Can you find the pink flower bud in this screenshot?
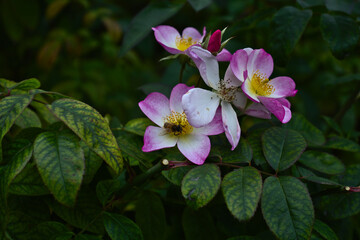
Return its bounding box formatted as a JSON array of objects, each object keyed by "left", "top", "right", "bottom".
[{"left": 207, "top": 30, "right": 221, "bottom": 53}]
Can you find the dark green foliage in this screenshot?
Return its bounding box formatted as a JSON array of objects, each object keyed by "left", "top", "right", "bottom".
[
  {"left": 299, "top": 151, "right": 345, "bottom": 175},
  {"left": 103, "top": 212, "right": 144, "bottom": 240}
]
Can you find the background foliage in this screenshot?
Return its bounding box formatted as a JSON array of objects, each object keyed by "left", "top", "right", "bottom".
[{"left": 0, "top": 0, "right": 360, "bottom": 239}]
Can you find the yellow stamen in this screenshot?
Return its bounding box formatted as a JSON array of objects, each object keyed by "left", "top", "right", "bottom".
[
  {"left": 249, "top": 71, "right": 274, "bottom": 96},
  {"left": 163, "top": 111, "right": 193, "bottom": 136},
  {"left": 175, "top": 36, "right": 197, "bottom": 51}
]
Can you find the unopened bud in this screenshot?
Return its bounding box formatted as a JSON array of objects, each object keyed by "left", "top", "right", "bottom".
[{"left": 207, "top": 30, "right": 221, "bottom": 53}]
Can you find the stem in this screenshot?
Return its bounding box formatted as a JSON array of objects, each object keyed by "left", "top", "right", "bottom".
[
  {"left": 334, "top": 83, "right": 360, "bottom": 123},
  {"left": 179, "top": 62, "right": 186, "bottom": 83},
  {"left": 215, "top": 162, "right": 242, "bottom": 168}
]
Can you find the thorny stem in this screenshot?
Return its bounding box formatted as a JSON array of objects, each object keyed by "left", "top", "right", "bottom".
[{"left": 334, "top": 82, "right": 360, "bottom": 123}]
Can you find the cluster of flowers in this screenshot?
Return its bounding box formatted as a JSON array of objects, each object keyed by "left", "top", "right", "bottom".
[{"left": 139, "top": 25, "right": 297, "bottom": 165}]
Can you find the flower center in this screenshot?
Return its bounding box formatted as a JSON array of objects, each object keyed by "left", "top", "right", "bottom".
[
  {"left": 163, "top": 111, "right": 193, "bottom": 136},
  {"left": 217, "top": 79, "right": 238, "bottom": 102},
  {"left": 249, "top": 71, "right": 274, "bottom": 96},
  {"left": 175, "top": 36, "right": 197, "bottom": 51}
]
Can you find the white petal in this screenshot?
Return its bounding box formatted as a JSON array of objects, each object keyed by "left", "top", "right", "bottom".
[
  {"left": 195, "top": 107, "right": 224, "bottom": 135},
  {"left": 142, "top": 126, "right": 178, "bottom": 152},
  {"left": 232, "top": 91, "right": 247, "bottom": 110},
  {"left": 221, "top": 101, "right": 241, "bottom": 150},
  {"left": 177, "top": 133, "right": 210, "bottom": 165},
  {"left": 224, "top": 64, "right": 242, "bottom": 88}
]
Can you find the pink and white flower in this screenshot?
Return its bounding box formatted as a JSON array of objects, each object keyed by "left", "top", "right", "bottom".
[
  {"left": 231, "top": 48, "right": 297, "bottom": 123},
  {"left": 182, "top": 46, "right": 246, "bottom": 150},
  {"left": 139, "top": 83, "right": 224, "bottom": 165}
]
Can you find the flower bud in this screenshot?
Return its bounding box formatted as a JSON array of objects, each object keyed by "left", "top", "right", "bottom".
[{"left": 207, "top": 29, "right": 221, "bottom": 53}]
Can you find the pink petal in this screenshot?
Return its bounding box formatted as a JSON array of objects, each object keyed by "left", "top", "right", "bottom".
[
  {"left": 152, "top": 26, "right": 182, "bottom": 54},
  {"left": 221, "top": 101, "right": 241, "bottom": 150},
  {"left": 247, "top": 49, "right": 274, "bottom": 80},
  {"left": 277, "top": 98, "right": 291, "bottom": 108},
  {"left": 241, "top": 78, "right": 260, "bottom": 103},
  {"left": 195, "top": 107, "right": 224, "bottom": 136},
  {"left": 182, "top": 27, "right": 202, "bottom": 41},
  {"left": 244, "top": 102, "right": 271, "bottom": 119},
  {"left": 142, "top": 126, "right": 178, "bottom": 152},
  {"left": 268, "top": 76, "right": 296, "bottom": 98},
  {"left": 187, "top": 46, "right": 220, "bottom": 90},
  {"left": 139, "top": 92, "right": 171, "bottom": 127},
  {"left": 207, "top": 29, "right": 221, "bottom": 53},
  {"left": 170, "top": 83, "right": 194, "bottom": 113},
  {"left": 216, "top": 49, "right": 232, "bottom": 62},
  {"left": 230, "top": 49, "right": 248, "bottom": 82},
  {"left": 232, "top": 91, "right": 247, "bottom": 110},
  {"left": 224, "top": 64, "right": 242, "bottom": 88},
  {"left": 182, "top": 88, "right": 220, "bottom": 128},
  {"left": 259, "top": 97, "right": 292, "bottom": 123},
  {"left": 177, "top": 133, "right": 210, "bottom": 165},
  {"left": 243, "top": 47, "right": 253, "bottom": 55}
]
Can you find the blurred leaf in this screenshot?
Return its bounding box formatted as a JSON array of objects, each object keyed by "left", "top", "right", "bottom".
[
  {"left": 124, "top": 118, "right": 153, "bottom": 136},
  {"left": 48, "top": 99, "right": 123, "bottom": 173},
  {"left": 9, "top": 78, "right": 41, "bottom": 91},
  {"left": 46, "top": 0, "right": 70, "bottom": 20},
  {"left": 320, "top": 14, "right": 360, "bottom": 59},
  {"left": 120, "top": 2, "right": 184, "bottom": 55},
  {"left": 182, "top": 207, "right": 218, "bottom": 240},
  {"left": 74, "top": 234, "right": 102, "bottom": 240},
  {"left": 187, "top": 0, "right": 212, "bottom": 11},
  {"left": 181, "top": 164, "right": 221, "bottom": 209},
  {"left": 318, "top": 192, "right": 360, "bottom": 219},
  {"left": 299, "top": 151, "right": 345, "bottom": 175},
  {"left": 135, "top": 191, "right": 166, "bottom": 240},
  {"left": 96, "top": 173, "right": 126, "bottom": 206},
  {"left": 270, "top": 6, "right": 312, "bottom": 65},
  {"left": 222, "top": 167, "right": 262, "bottom": 221},
  {"left": 34, "top": 221, "right": 74, "bottom": 240},
  {"left": 296, "top": 166, "right": 341, "bottom": 186},
  {"left": 1, "top": 0, "right": 23, "bottom": 41},
  {"left": 247, "top": 130, "right": 267, "bottom": 166},
  {"left": 337, "top": 164, "right": 360, "bottom": 186},
  {"left": 81, "top": 142, "right": 103, "bottom": 184},
  {"left": 261, "top": 176, "right": 314, "bottom": 240},
  {"left": 262, "top": 127, "right": 307, "bottom": 172},
  {"left": 15, "top": 108, "right": 41, "bottom": 129},
  {"left": 34, "top": 131, "right": 85, "bottom": 206},
  {"left": 5, "top": 210, "right": 41, "bottom": 240},
  {"left": 297, "top": 0, "right": 325, "bottom": 8},
  {"left": 313, "top": 219, "right": 339, "bottom": 240},
  {"left": 162, "top": 165, "right": 193, "bottom": 186},
  {"left": 103, "top": 212, "right": 143, "bottom": 240},
  {"left": 284, "top": 113, "right": 325, "bottom": 146},
  {"left": 324, "top": 136, "right": 360, "bottom": 152},
  {"left": 325, "top": 0, "right": 356, "bottom": 14},
  {"left": 322, "top": 116, "right": 342, "bottom": 135}
]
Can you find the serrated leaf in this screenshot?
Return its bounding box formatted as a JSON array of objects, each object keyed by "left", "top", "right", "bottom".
[
  {"left": 181, "top": 164, "right": 221, "bottom": 209},
  {"left": 34, "top": 131, "right": 85, "bottom": 206},
  {"left": 320, "top": 14, "right": 360, "bottom": 59},
  {"left": 182, "top": 207, "right": 218, "bottom": 240},
  {"left": 124, "top": 118, "right": 153, "bottom": 136},
  {"left": 270, "top": 6, "right": 312, "bottom": 64},
  {"left": 313, "top": 219, "right": 338, "bottom": 240},
  {"left": 222, "top": 167, "right": 262, "bottom": 221},
  {"left": 15, "top": 108, "right": 41, "bottom": 128},
  {"left": 262, "top": 127, "right": 307, "bottom": 172},
  {"left": 162, "top": 166, "right": 193, "bottom": 186},
  {"left": 299, "top": 151, "right": 345, "bottom": 175},
  {"left": 296, "top": 166, "right": 341, "bottom": 186},
  {"left": 103, "top": 212, "right": 143, "bottom": 240},
  {"left": 187, "top": 0, "right": 212, "bottom": 11},
  {"left": 135, "top": 191, "right": 166, "bottom": 240},
  {"left": 48, "top": 98, "right": 123, "bottom": 173},
  {"left": 261, "top": 176, "right": 314, "bottom": 240},
  {"left": 284, "top": 113, "right": 325, "bottom": 146},
  {"left": 120, "top": 2, "right": 184, "bottom": 55},
  {"left": 324, "top": 136, "right": 360, "bottom": 152},
  {"left": 81, "top": 142, "right": 103, "bottom": 184},
  {"left": 10, "top": 78, "right": 41, "bottom": 91}
]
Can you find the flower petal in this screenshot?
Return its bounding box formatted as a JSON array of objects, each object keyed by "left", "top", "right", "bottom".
[
  {"left": 277, "top": 98, "right": 291, "bottom": 108},
  {"left": 182, "top": 88, "right": 220, "bottom": 128},
  {"left": 241, "top": 78, "right": 260, "bottom": 102},
  {"left": 224, "top": 64, "right": 242, "bottom": 88},
  {"left": 187, "top": 46, "right": 220, "bottom": 90},
  {"left": 182, "top": 27, "right": 202, "bottom": 41},
  {"left": 152, "top": 25, "right": 182, "bottom": 54},
  {"left": 177, "top": 133, "right": 210, "bottom": 165},
  {"left": 244, "top": 102, "right": 271, "bottom": 119},
  {"left": 170, "top": 83, "right": 194, "bottom": 113},
  {"left": 216, "top": 48, "right": 232, "bottom": 62},
  {"left": 221, "top": 101, "right": 241, "bottom": 150},
  {"left": 139, "top": 92, "right": 171, "bottom": 127},
  {"left": 230, "top": 49, "right": 248, "bottom": 82},
  {"left": 268, "top": 76, "right": 296, "bottom": 98},
  {"left": 142, "top": 126, "right": 178, "bottom": 152},
  {"left": 243, "top": 47, "right": 253, "bottom": 55},
  {"left": 232, "top": 90, "right": 247, "bottom": 110},
  {"left": 195, "top": 107, "right": 224, "bottom": 136},
  {"left": 247, "top": 49, "right": 274, "bottom": 80},
  {"left": 259, "top": 97, "right": 292, "bottom": 123}
]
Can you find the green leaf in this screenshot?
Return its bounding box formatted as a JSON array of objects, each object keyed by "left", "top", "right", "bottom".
[
  {"left": 270, "top": 6, "right": 312, "bottom": 64},
  {"left": 135, "top": 191, "right": 166, "bottom": 240},
  {"left": 262, "top": 127, "right": 307, "bottom": 172},
  {"left": 218, "top": 139, "right": 252, "bottom": 163},
  {"left": 313, "top": 219, "right": 339, "bottom": 240},
  {"left": 5, "top": 210, "right": 41, "bottom": 240},
  {"left": 297, "top": 0, "right": 324, "bottom": 8},
  {"left": 182, "top": 207, "right": 218, "bottom": 240},
  {"left": 81, "top": 142, "right": 103, "bottom": 184},
  {"left": 124, "top": 118, "right": 153, "bottom": 136},
  {"left": 10, "top": 78, "right": 41, "bottom": 91},
  {"left": 187, "top": 0, "right": 212, "bottom": 11},
  {"left": 284, "top": 113, "right": 325, "bottom": 146},
  {"left": 262, "top": 176, "right": 314, "bottom": 240},
  {"left": 337, "top": 164, "right": 360, "bottom": 186},
  {"left": 322, "top": 116, "right": 342, "bottom": 134},
  {"left": 96, "top": 173, "right": 126, "bottom": 206},
  {"left": 299, "top": 151, "right": 345, "bottom": 175},
  {"left": 34, "top": 221, "right": 74, "bottom": 240},
  {"left": 295, "top": 166, "right": 341, "bottom": 186},
  {"left": 325, "top": 0, "right": 355, "bottom": 14},
  {"left": 74, "top": 234, "right": 102, "bottom": 240},
  {"left": 48, "top": 98, "right": 123, "bottom": 173},
  {"left": 181, "top": 164, "right": 221, "bottom": 209},
  {"left": 14, "top": 108, "right": 41, "bottom": 128},
  {"left": 9, "top": 164, "right": 49, "bottom": 196},
  {"left": 320, "top": 14, "right": 360, "bottom": 59},
  {"left": 103, "top": 212, "right": 143, "bottom": 240},
  {"left": 222, "top": 167, "right": 262, "bottom": 221},
  {"left": 120, "top": 2, "right": 184, "bottom": 55},
  {"left": 324, "top": 136, "right": 360, "bottom": 152},
  {"left": 318, "top": 192, "right": 360, "bottom": 219},
  {"left": 34, "top": 131, "right": 85, "bottom": 206},
  {"left": 0, "top": 94, "right": 33, "bottom": 161},
  {"left": 247, "top": 130, "right": 267, "bottom": 166},
  {"left": 162, "top": 166, "right": 193, "bottom": 186}
]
